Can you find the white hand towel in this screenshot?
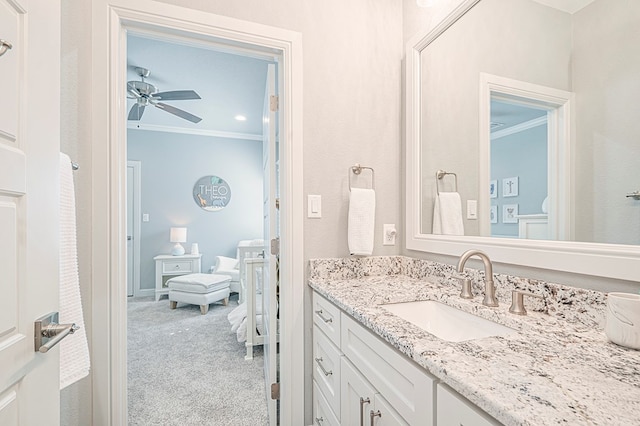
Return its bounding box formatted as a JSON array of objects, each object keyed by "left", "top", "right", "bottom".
[
  {"left": 59, "top": 153, "right": 90, "bottom": 389},
  {"left": 348, "top": 188, "right": 376, "bottom": 255},
  {"left": 432, "top": 192, "right": 464, "bottom": 236}
]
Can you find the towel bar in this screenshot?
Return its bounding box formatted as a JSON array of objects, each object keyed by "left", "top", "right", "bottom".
[
  {"left": 435, "top": 169, "right": 458, "bottom": 194},
  {"left": 349, "top": 163, "right": 375, "bottom": 191}
]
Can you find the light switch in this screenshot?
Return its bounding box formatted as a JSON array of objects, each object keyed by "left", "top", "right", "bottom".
[
  {"left": 467, "top": 200, "right": 478, "bottom": 219},
  {"left": 308, "top": 195, "right": 321, "bottom": 218},
  {"left": 142, "top": 213, "right": 150, "bottom": 222}
]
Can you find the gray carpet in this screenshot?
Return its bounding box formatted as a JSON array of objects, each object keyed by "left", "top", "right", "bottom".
[{"left": 127, "top": 295, "right": 269, "bottom": 425}]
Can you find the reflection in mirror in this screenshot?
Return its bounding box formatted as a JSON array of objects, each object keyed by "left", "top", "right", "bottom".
[
  {"left": 419, "top": 0, "right": 640, "bottom": 245},
  {"left": 490, "top": 99, "right": 547, "bottom": 239}
]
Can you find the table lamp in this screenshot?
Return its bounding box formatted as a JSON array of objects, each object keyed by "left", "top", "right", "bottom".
[{"left": 170, "top": 227, "right": 187, "bottom": 256}]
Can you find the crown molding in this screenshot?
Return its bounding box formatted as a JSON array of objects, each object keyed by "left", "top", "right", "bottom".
[{"left": 127, "top": 122, "right": 262, "bottom": 141}]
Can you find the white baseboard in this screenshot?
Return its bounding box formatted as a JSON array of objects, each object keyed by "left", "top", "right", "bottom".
[{"left": 135, "top": 288, "right": 154, "bottom": 298}]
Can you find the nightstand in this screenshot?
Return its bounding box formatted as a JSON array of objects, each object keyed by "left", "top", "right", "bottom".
[{"left": 153, "top": 254, "right": 202, "bottom": 301}]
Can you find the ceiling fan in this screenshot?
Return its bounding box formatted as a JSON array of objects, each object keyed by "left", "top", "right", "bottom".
[{"left": 127, "top": 67, "right": 202, "bottom": 123}]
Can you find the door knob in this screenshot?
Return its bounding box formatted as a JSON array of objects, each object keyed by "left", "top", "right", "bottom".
[
  {"left": 34, "top": 312, "right": 79, "bottom": 353},
  {"left": 0, "top": 39, "right": 12, "bottom": 57}
]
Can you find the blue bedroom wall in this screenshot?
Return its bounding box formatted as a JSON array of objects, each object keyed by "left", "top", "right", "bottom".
[
  {"left": 490, "top": 124, "right": 548, "bottom": 238},
  {"left": 128, "top": 129, "right": 264, "bottom": 292}
]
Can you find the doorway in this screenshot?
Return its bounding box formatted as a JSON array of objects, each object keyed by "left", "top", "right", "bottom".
[
  {"left": 479, "top": 72, "right": 572, "bottom": 241},
  {"left": 90, "top": 2, "right": 304, "bottom": 424},
  {"left": 125, "top": 31, "right": 279, "bottom": 423}
]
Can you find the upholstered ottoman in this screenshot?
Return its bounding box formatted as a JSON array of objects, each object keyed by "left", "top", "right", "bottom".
[{"left": 167, "top": 273, "right": 231, "bottom": 315}]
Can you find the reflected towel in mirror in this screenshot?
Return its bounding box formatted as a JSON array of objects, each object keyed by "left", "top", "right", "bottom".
[{"left": 433, "top": 192, "right": 464, "bottom": 236}]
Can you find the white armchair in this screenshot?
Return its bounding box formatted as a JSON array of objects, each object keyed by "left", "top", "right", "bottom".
[
  {"left": 213, "top": 240, "right": 264, "bottom": 303},
  {"left": 212, "top": 256, "right": 241, "bottom": 295}
]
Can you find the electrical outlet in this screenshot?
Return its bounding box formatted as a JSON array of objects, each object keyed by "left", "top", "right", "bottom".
[{"left": 383, "top": 224, "right": 397, "bottom": 246}]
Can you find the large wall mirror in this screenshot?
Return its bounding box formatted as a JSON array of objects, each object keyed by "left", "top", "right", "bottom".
[{"left": 406, "top": 0, "right": 640, "bottom": 281}]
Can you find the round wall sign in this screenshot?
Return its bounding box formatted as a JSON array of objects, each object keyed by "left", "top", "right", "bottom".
[{"left": 193, "top": 175, "right": 231, "bottom": 211}]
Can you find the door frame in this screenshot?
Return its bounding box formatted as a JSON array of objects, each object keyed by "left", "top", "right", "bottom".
[
  {"left": 479, "top": 72, "right": 572, "bottom": 240},
  {"left": 91, "top": 1, "right": 304, "bottom": 424},
  {"left": 126, "top": 160, "right": 143, "bottom": 297}
]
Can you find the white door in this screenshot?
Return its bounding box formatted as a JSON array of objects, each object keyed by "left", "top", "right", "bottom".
[
  {"left": 262, "top": 63, "right": 279, "bottom": 426},
  {"left": 127, "top": 166, "right": 134, "bottom": 297},
  {"left": 126, "top": 161, "right": 141, "bottom": 297},
  {"left": 0, "top": 0, "right": 62, "bottom": 424}
]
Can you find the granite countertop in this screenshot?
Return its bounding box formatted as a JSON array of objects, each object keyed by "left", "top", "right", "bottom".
[{"left": 308, "top": 272, "right": 640, "bottom": 426}]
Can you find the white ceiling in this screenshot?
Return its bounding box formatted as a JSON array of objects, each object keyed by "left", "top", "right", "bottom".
[
  {"left": 127, "top": 34, "right": 273, "bottom": 137},
  {"left": 490, "top": 100, "right": 547, "bottom": 132}
]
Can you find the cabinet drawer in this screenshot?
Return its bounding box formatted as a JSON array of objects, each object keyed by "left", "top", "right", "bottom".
[
  {"left": 341, "top": 314, "right": 436, "bottom": 426},
  {"left": 436, "top": 384, "right": 501, "bottom": 426},
  {"left": 312, "top": 292, "right": 341, "bottom": 347},
  {"left": 313, "top": 381, "right": 340, "bottom": 426},
  {"left": 313, "top": 325, "right": 342, "bottom": 418},
  {"left": 162, "top": 261, "right": 193, "bottom": 274}
]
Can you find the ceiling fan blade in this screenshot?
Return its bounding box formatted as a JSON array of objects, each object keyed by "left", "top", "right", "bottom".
[
  {"left": 155, "top": 102, "right": 202, "bottom": 123},
  {"left": 152, "top": 90, "right": 201, "bottom": 101},
  {"left": 128, "top": 104, "right": 146, "bottom": 121}
]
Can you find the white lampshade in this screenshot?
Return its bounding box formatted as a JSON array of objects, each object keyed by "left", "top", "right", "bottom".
[{"left": 170, "top": 227, "right": 187, "bottom": 256}]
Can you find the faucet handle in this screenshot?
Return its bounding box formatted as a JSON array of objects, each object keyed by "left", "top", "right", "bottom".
[
  {"left": 459, "top": 277, "right": 473, "bottom": 299},
  {"left": 452, "top": 275, "right": 473, "bottom": 299},
  {"left": 509, "top": 290, "right": 543, "bottom": 316}
]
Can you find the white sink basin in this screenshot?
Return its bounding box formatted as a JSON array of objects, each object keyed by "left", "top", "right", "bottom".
[{"left": 381, "top": 300, "right": 515, "bottom": 342}]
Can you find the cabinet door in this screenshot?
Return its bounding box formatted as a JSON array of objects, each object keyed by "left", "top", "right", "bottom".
[
  {"left": 341, "top": 357, "right": 376, "bottom": 426},
  {"left": 341, "top": 314, "right": 436, "bottom": 425},
  {"left": 371, "top": 394, "right": 410, "bottom": 426},
  {"left": 437, "top": 384, "right": 501, "bottom": 426}
]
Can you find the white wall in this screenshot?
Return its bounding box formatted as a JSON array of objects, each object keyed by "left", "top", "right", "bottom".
[
  {"left": 61, "top": 0, "right": 403, "bottom": 424},
  {"left": 128, "top": 130, "right": 264, "bottom": 291},
  {"left": 60, "top": 1, "right": 93, "bottom": 424},
  {"left": 572, "top": 0, "right": 640, "bottom": 245},
  {"left": 491, "top": 124, "right": 548, "bottom": 237}
]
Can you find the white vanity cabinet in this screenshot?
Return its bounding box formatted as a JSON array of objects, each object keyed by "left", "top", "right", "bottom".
[
  {"left": 312, "top": 291, "right": 436, "bottom": 426},
  {"left": 312, "top": 290, "right": 503, "bottom": 426},
  {"left": 436, "top": 384, "right": 501, "bottom": 426}
]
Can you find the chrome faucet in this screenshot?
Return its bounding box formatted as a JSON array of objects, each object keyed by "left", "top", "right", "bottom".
[{"left": 456, "top": 249, "right": 499, "bottom": 307}]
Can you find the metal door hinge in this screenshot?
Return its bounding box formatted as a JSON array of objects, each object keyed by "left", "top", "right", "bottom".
[
  {"left": 270, "top": 95, "right": 279, "bottom": 112},
  {"left": 271, "top": 382, "right": 280, "bottom": 400},
  {"left": 270, "top": 238, "right": 280, "bottom": 256}
]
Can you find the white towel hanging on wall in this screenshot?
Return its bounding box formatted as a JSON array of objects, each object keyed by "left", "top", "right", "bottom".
[
  {"left": 348, "top": 188, "right": 376, "bottom": 255},
  {"left": 59, "top": 152, "right": 91, "bottom": 389}
]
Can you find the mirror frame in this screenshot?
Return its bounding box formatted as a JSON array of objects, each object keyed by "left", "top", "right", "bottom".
[{"left": 405, "top": 0, "right": 640, "bottom": 281}]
